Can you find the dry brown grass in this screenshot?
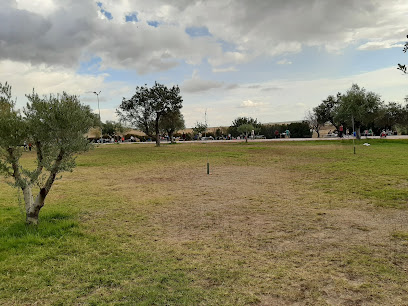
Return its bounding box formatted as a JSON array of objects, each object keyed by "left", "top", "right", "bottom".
[{"left": 1, "top": 141, "right": 407, "bottom": 304}]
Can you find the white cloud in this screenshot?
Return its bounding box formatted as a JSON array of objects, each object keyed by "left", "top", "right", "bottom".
[
  {"left": 0, "top": 59, "right": 132, "bottom": 122},
  {"left": 2, "top": 0, "right": 407, "bottom": 73},
  {"left": 212, "top": 66, "right": 238, "bottom": 73},
  {"left": 357, "top": 40, "right": 404, "bottom": 51},
  {"left": 239, "top": 100, "right": 266, "bottom": 108},
  {"left": 277, "top": 59, "right": 292, "bottom": 65}
]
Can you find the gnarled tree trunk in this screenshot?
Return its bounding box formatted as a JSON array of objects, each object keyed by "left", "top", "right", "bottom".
[{"left": 23, "top": 186, "right": 45, "bottom": 225}]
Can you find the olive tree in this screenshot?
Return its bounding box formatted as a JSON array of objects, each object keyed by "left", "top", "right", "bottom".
[
  {"left": 0, "top": 82, "right": 96, "bottom": 225},
  {"left": 118, "top": 82, "right": 183, "bottom": 146},
  {"left": 334, "top": 84, "right": 382, "bottom": 139},
  {"left": 228, "top": 117, "right": 260, "bottom": 138},
  {"left": 237, "top": 124, "right": 255, "bottom": 142},
  {"left": 160, "top": 110, "right": 185, "bottom": 144},
  {"left": 192, "top": 121, "right": 207, "bottom": 136}
]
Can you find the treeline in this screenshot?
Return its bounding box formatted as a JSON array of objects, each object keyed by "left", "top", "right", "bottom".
[
  {"left": 189, "top": 117, "right": 312, "bottom": 140},
  {"left": 307, "top": 84, "right": 408, "bottom": 139}
]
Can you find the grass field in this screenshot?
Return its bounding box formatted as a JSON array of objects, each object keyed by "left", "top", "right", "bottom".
[{"left": 1, "top": 140, "right": 408, "bottom": 305}]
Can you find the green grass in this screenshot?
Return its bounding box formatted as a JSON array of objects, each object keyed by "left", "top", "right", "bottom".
[{"left": 1, "top": 140, "right": 408, "bottom": 304}]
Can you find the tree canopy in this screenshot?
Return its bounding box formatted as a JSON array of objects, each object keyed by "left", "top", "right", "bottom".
[
  {"left": 334, "top": 84, "right": 382, "bottom": 138},
  {"left": 102, "top": 120, "right": 128, "bottom": 137},
  {"left": 228, "top": 117, "right": 260, "bottom": 137},
  {"left": 192, "top": 122, "right": 207, "bottom": 136},
  {"left": 308, "top": 84, "right": 408, "bottom": 138},
  {"left": 118, "top": 82, "right": 183, "bottom": 146},
  {"left": 0, "top": 82, "right": 97, "bottom": 224},
  {"left": 237, "top": 124, "right": 255, "bottom": 142},
  {"left": 160, "top": 109, "right": 185, "bottom": 143}
]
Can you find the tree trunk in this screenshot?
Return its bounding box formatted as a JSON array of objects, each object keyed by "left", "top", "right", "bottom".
[
  {"left": 155, "top": 117, "right": 161, "bottom": 147},
  {"left": 356, "top": 127, "right": 361, "bottom": 140},
  {"left": 23, "top": 186, "right": 45, "bottom": 225},
  {"left": 169, "top": 131, "right": 174, "bottom": 144},
  {"left": 155, "top": 132, "right": 161, "bottom": 146},
  {"left": 245, "top": 132, "right": 248, "bottom": 143}
]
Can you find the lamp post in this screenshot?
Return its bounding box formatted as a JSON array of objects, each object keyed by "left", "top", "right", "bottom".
[{"left": 93, "top": 91, "right": 102, "bottom": 143}]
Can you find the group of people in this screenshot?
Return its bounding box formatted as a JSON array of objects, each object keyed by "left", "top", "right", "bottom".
[
  {"left": 273, "top": 129, "right": 291, "bottom": 138},
  {"left": 23, "top": 141, "right": 32, "bottom": 151}
]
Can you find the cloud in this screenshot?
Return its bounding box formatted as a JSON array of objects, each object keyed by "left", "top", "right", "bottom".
[
  {"left": 181, "top": 77, "right": 224, "bottom": 93},
  {"left": 239, "top": 100, "right": 266, "bottom": 108},
  {"left": 181, "top": 70, "right": 240, "bottom": 93},
  {"left": 1, "top": 0, "right": 407, "bottom": 73},
  {"left": 276, "top": 59, "right": 292, "bottom": 65},
  {"left": 261, "top": 86, "right": 282, "bottom": 92},
  {"left": 212, "top": 66, "right": 238, "bottom": 73},
  {"left": 0, "top": 59, "right": 133, "bottom": 122},
  {"left": 357, "top": 40, "right": 404, "bottom": 51}
]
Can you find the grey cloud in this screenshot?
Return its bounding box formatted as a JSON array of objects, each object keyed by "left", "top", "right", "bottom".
[
  {"left": 261, "top": 87, "right": 282, "bottom": 92},
  {"left": 225, "top": 83, "right": 239, "bottom": 90},
  {"left": 181, "top": 78, "right": 224, "bottom": 93},
  {"left": 0, "top": 0, "right": 405, "bottom": 72}
]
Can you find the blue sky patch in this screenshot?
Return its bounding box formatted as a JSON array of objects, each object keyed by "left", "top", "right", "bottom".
[
  {"left": 96, "top": 2, "right": 113, "bottom": 20},
  {"left": 147, "top": 20, "right": 159, "bottom": 27},
  {"left": 185, "top": 26, "right": 211, "bottom": 37},
  {"left": 125, "top": 13, "right": 138, "bottom": 22},
  {"left": 77, "top": 56, "right": 102, "bottom": 75}
]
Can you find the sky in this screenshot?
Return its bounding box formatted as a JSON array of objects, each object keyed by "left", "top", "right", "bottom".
[{"left": 1, "top": 0, "right": 408, "bottom": 128}]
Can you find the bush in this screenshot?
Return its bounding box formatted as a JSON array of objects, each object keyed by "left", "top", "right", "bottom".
[{"left": 287, "top": 121, "right": 312, "bottom": 138}]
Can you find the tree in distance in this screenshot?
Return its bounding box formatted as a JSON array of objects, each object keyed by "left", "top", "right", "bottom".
[
  {"left": 305, "top": 110, "right": 321, "bottom": 138},
  {"left": 334, "top": 84, "right": 382, "bottom": 139},
  {"left": 228, "top": 117, "right": 260, "bottom": 138},
  {"left": 192, "top": 121, "right": 208, "bottom": 137},
  {"left": 160, "top": 109, "right": 185, "bottom": 144},
  {"left": 118, "top": 82, "right": 183, "bottom": 146},
  {"left": 0, "top": 82, "right": 97, "bottom": 225},
  {"left": 102, "top": 120, "right": 129, "bottom": 138},
  {"left": 237, "top": 124, "right": 255, "bottom": 142}
]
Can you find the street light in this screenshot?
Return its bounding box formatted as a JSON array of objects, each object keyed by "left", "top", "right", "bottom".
[{"left": 93, "top": 91, "right": 102, "bottom": 143}]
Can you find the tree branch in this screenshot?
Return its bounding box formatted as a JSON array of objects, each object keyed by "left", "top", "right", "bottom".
[
  {"left": 30, "top": 140, "right": 44, "bottom": 184},
  {"left": 7, "top": 147, "right": 26, "bottom": 188},
  {"left": 41, "top": 148, "right": 64, "bottom": 199}
]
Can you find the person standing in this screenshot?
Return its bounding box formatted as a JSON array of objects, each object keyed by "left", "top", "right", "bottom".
[
  {"left": 285, "top": 129, "right": 290, "bottom": 138},
  {"left": 339, "top": 125, "right": 344, "bottom": 138}
]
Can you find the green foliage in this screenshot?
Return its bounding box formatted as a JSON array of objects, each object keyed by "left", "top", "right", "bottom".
[
  {"left": 117, "top": 82, "right": 183, "bottom": 146},
  {"left": 287, "top": 121, "right": 312, "bottom": 138},
  {"left": 310, "top": 84, "right": 408, "bottom": 137},
  {"left": 102, "top": 120, "right": 128, "bottom": 137},
  {"left": 237, "top": 124, "right": 255, "bottom": 135},
  {"left": 24, "top": 91, "right": 96, "bottom": 174},
  {"left": 228, "top": 117, "right": 260, "bottom": 137},
  {"left": 0, "top": 82, "right": 97, "bottom": 222},
  {"left": 314, "top": 93, "right": 341, "bottom": 128},
  {"left": 160, "top": 109, "right": 185, "bottom": 137},
  {"left": 335, "top": 84, "right": 382, "bottom": 133},
  {"left": 192, "top": 121, "right": 207, "bottom": 135}
]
